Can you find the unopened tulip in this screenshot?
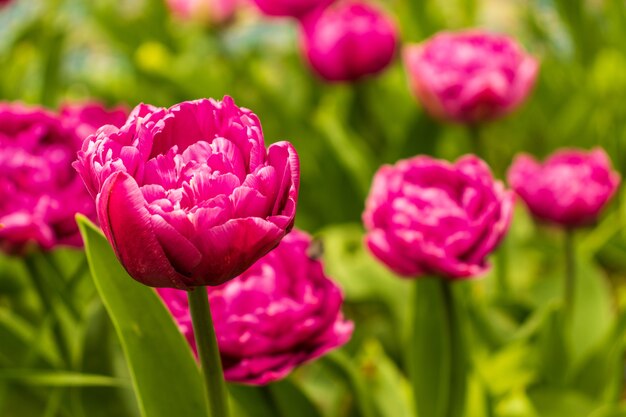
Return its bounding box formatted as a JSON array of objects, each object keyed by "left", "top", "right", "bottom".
[
  {"left": 363, "top": 155, "right": 513, "bottom": 279},
  {"left": 301, "top": 1, "right": 398, "bottom": 82},
  {"left": 158, "top": 229, "right": 353, "bottom": 385},
  {"left": 74, "top": 97, "right": 300, "bottom": 289},
  {"left": 404, "top": 30, "right": 538, "bottom": 124},
  {"left": 508, "top": 148, "right": 620, "bottom": 227}
]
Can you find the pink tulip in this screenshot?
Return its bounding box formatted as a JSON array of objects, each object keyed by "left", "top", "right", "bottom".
[
  {"left": 363, "top": 155, "right": 513, "bottom": 279},
  {"left": 508, "top": 148, "right": 620, "bottom": 228},
  {"left": 60, "top": 102, "right": 128, "bottom": 143},
  {"left": 158, "top": 229, "right": 353, "bottom": 385},
  {"left": 251, "top": 0, "right": 334, "bottom": 19},
  {"left": 74, "top": 97, "right": 300, "bottom": 289},
  {"left": 165, "top": 0, "right": 237, "bottom": 24},
  {"left": 300, "top": 1, "right": 398, "bottom": 82},
  {"left": 0, "top": 102, "right": 126, "bottom": 254},
  {"left": 403, "top": 30, "right": 539, "bottom": 124}
]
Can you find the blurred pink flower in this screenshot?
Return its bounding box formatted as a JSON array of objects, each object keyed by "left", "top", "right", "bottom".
[
  {"left": 158, "top": 229, "right": 353, "bottom": 385},
  {"left": 363, "top": 155, "right": 513, "bottom": 279},
  {"left": 165, "top": 0, "right": 237, "bottom": 24},
  {"left": 508, "top": 148, "right": 620, "bottom": 228},
  {"left": 251, "top": 0, "right": 334, "bottom": 19},
  {"left": 300, "top": 1, "right": 398, "bottom": 82},
  {"left": 0, "top": 102, "right": 126, "bottom": 254},
  {"left": 74, "top": 97, "right": 300, "bottom": 290},
  {"left": 403, "top": 30, "right": 539, "bottom": 124},
  {"left": 61, "top": 102, "right": 128, "bottom": 143}
]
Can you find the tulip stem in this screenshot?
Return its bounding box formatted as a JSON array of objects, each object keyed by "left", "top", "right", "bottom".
[
  {"left": 468, "top": 124, "right": 484, "bottom": 157},
  {"left": 410, "top": 278, "right": 466, "bottom": 417},
  {"left": 564, "top": 228, "right": 576, "bottom": 315},
  {"left": 188, "top": 287, "right": 229, "bottom": 417}
]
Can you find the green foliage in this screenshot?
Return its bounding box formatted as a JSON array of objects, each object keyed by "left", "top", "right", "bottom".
[
  {"left": 77, "top": 216, "right": 208, "bottom": 417},
  {"left": 3, "top": 0, "right": 626, "bottom": 416}
]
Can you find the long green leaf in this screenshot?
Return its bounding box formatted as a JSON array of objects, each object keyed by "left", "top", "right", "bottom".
[
  {"left": 0, "top": 370, "right": 125, "bottom": 387},
  {"left": 77, "top": 215, "right": 208, "bottom": 417}
]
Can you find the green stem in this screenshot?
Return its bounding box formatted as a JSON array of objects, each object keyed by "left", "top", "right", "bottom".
[
  {"left": 467, "top": 124, "right": 484, "bottom": 157},
  {"left": 188, "top": 287, "right": 229, "bottom": 417},
  {"left": 410, "top": 278, "right": 466, "bottom": 417},
  {"left": 564, "top": 228, "right": 576, "bottom": 315},
  {"left": 494, "top": 239, "right": 511, "bottom": 295}
]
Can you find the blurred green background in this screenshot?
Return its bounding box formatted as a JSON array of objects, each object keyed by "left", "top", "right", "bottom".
[{"left": 3, "top": 0, "right": 626, "bottom": 416}]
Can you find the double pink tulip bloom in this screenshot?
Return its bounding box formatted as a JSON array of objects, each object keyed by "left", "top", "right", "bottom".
[
  {"left": 0, "top": 102, "right": 126, "bottom": 253},
  {"left": 363, "top": 155, "right": 513, "bottom": 279},
  {"left": 158, "top": 229, "right": 353, "bottom": 385},
  {"left": 301, "top": 1, "right": 398, "bottom": 82},
  {"left": 508, "top": 148, "right": 620, "bottom": 228},
  {"left": 404, "top": 30, "right": 539, "bottom": 124},
  {"left": 74, "top": 97, "right": 300, "bottom": 289}
]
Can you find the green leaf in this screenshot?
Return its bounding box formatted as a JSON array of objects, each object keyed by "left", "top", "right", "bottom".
[
  {"left": 528, "top": 387, "right": 597, "bottom": 417},
  {"left": 0, "top": 370, "right": 125, "bottom": 387},
  {"left": 322, "top": 351, "right": 378, "bottom": 417},
  {"left": 268, "top": 379, "right": 323, "bottom": 417},
  {"left": 228, "top": 384, "right": 276, "bottom": 417},
  {"left": 76, "top": 215, "right": 208, "bottom": 417}
]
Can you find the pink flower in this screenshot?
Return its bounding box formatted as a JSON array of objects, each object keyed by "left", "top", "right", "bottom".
[
  {"left": 507, "top": 148, "right": 620, "bottom": 228},
  {"left": 403, "top": 30, "right": 539, "bottom": 124},
  {"left": 363, "top": 155, "right": 513, "bottom": 279},
  {"left": 0, "top": 102, "right": 126, "bottom": 253},
  {"left": 74, "top": 97, "right": 300, "bottom": 289},
  {"left": 165, "top": 0, "right": 237, "bottom": 24},
  {"left": 251, "top": 0, "right": 334, "bottom": 19},
  {"left": 158, "top": 229, "right": 353, "bottom": 385},
  {"left": 300, "top": 1, "right": 398, "bottom": 82}
]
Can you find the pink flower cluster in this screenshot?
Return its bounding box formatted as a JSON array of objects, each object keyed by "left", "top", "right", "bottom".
[
  {"left": 404, "top": 30, "right": 538, "bottom": 124},
  {"left": 158, "top": 229, "right": 353, "bottom": 385},
  {"left": 0, "top": 102, "right": 126, "bottom": 253},
  {"left": 74, "top": 96, "right": 300, "bottom": 289},
  {"left": 508, "top": 148, "right": 620, "bottom": 228},
  {"left": 363, "top": 155, "right": 513, "bottom": 279}
]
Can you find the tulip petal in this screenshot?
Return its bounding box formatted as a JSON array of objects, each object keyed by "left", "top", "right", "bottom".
[{"left": 97, "top": 171, "right": 190, "bottom": 289}]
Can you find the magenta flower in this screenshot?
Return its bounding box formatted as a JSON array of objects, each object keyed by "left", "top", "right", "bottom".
[
  {"left": 165, "top": 0, "right": 237, "bottom": 24},
  {"left": 403, "top": 30, "right": 539, "bottom": 124},
  {"left": 61, "top": 102, "right": 128, "bottom": 143},
  {"left": 74, "top": 97, "right": 300, "bottom": 289},
  {"left": 0, "top": 102, "right": 126, "bottom": 254},
  {"left": 363, "top": 155, "right": 513, "bottom": 279},
  {"left": 300, "top": 1, "right": 398, "bottom": 82},
  {"left": 251, "top": 0, "right": 334, "bottom": 19},
  {"left": 158, "top": 229, "right": 353, "bottom": 385},
  {"left": 508, "top": 148, "right": 620, "bottom": 228}
]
